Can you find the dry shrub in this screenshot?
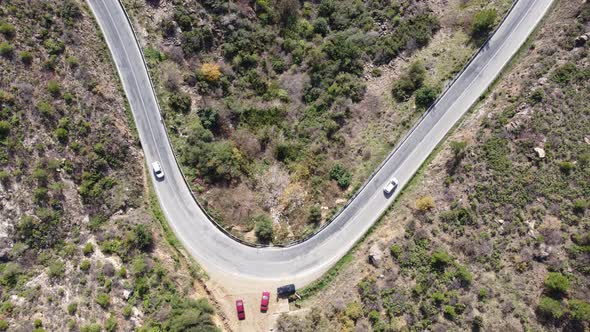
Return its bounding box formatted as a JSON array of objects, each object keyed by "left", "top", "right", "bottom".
[
  {"left": 415, "top": 195, "right": 435, "bottom": 212},
  {"left": 200, "top": 62, "right": 221, "bottom": 82}
]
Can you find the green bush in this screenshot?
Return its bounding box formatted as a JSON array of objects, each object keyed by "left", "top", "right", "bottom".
[
  {"left": 180, "top": 28, "right": 214, "bottom": 55},
  {"left": 169, "top": 92, "right": 191, "bottom": 113},
  {"left": 254, "top": 214, "right": 274, "bottom": 243},
  {"left": 80, "top": 324, "right": 102, "bottom": 332},
  {"left": 392, "top": 61, "right": 426, "bottom": 102},
  {"left": 345, "top": 302, "right": 363, "bottom": 320},
  {"left": 83, "top": 243, "right": 94, "bottom": 256},
  {"left": 33, "top": 319, "right": 42, "bottom": 328},
  {"left": 314, "top": 17, "right": 329, "bottom": 35},
  {"left": 308, "top": 205, "right": 322, "bottom": 224},
  {"left": 456, "top": 265, "right": 473, "bottom": 286},
  {"left": 79, "top": 259, "right": 91, "bottom": 272},
  {"left": 167, "top": 298, "right": 217, "bottom": 331},
  {"left": 0, "top": 41, "right": 14, "bottom": 57},
  {"left": 0, "top": 21, "right": 15, "bottom": 38},
  {"left": 130, "top": 224, "right": 153, "bottom": 251},
  {"left": 431, "top": 250, "right": 453, "bottom": 269},
  {"left": 390, "top": 244, "right": 402, "bottom": 259},
  {"left": 0, "top": 320, "right": 7, "bottom": 331},
  {"left": 559, "top": 161, "right": 575, "bottom": 175},
  {"left": 569, "top": 299, "right": 590, "bottom": 322},
  {"left": 197, "top": 108, "right": 220, "bottom": 131},
  {"left": 544, "top": 272, "right": 570, "bottom": 295},
  {"left": 0, "top": 170, "right": 8, "bottom": 185},
  {"left": 104, "top": 315, "right": 117, "bottom": 332},
  {"left": 48, "top": 261, "right": 65, "bottom": 279},
  {"left": 330, "top": 164, "right": 351, "bottom": 189},
  {"left": 55, "top": 128, "right": 68, "bottom": 143},
  {"left": 538, "top": 296, "right": 567, "bottom": 320},
  {"left": 551, "top": 63, "right": 578, "bottom": 85},
  {"left": 67, "top": 302, "right": 77, "bottom": 315},
  {"left": 443, "top": 305, "right": 456, "bottom": 320},
  {"left": 47, "top": 81, "right": 61, "bottom": 97},
  {"left": 37, "top": 101, "right": 55, "bottom": 118},
  {"left": 471, "top": 9, "right": 497, "bottom": 44},
  {"left": 573, "top": 199, "right": 588, "bottom": 214},
  {"left": 0, "top": 121, "right": 10, "bottom": 139},
  {"left": 123, "top": 305, "right": 133, "bottom": 318},
  {"left": 18, "top": 50, "right": 33, "bottom": 64},
  {"left": 96, "top": 293, "right": 110, "bottom": 309},
  {"left": 43, "top": 38, "right": 65, "bottom": 55},
  {"left": 0, "top": 263, "right": 21, "bottom": 288}
]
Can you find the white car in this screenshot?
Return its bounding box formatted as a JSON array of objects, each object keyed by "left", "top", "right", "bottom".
[
  {"left": 383, "top": 177, "right": 399, "bottom": 195},
  {"left": 152, "top": 161, "right": 164, "bottom": 179}
]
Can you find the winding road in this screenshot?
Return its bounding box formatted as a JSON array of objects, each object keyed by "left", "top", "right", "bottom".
[{"left": 87, "top": 0, "right": 554, "bottom": 288}]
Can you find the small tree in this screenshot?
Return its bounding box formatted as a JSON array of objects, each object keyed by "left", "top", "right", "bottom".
[
  {"left": 415, "top": 86, "right": 438, "bottom": 110},
  {"left": 169, "top": 92, "right": 191, "bottom": 113},
  {"left": 308, "top": 205, "right": 322, "bottom": 224},
  {"left": 275, "top": 0, "right": 299, "bottom": 25},
  {"left": 254, "top": 214, "right": 274, "bottom": 243},
  {"left": 330, "top": 164, "right": 352, "bottom": 189},
  {"left": 471, "top": 9, "right": 497, "bottom": 44}
]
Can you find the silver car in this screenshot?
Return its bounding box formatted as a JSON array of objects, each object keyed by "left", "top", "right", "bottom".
[
  {"left": 152, "top": 161, "right": 164, "bottom": 179},
  {"left": 383, "top": 177, "right": 399, "bottom": 195}
]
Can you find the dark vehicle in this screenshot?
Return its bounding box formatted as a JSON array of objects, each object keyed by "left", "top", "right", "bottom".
[
  {"left": 236, "top": 299, "right": 245, "bottom": 320},
  {"left": 261, "top": 291, "right": 270, "bottom": 312},
  {"left": 277, "top": 284, "right": 296, "bottom": 298}
]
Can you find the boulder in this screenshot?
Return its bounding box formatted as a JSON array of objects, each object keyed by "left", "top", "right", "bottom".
[
  {"left": 368, "top": 243, "right": 383, "bottom": 267},
  {"left": 534, "top": 147, "right": 546, "bottom": 158},
  {"left": 575, "top": 33, "right": 589, "bottom": 47},
  {"left": 533, "top": 243, "right": 552, "bottom": 261}
]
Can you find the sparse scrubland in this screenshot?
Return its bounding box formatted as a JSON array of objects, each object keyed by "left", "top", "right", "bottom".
[
  {"left": 276, "top": 1, "right": 590, "bottom": 331},
  {"left": 0, "top": 1, "right": 219, "bottom": 330}
]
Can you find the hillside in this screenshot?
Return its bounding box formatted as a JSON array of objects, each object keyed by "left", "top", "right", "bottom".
[
  {"left": 277, "top": 1, "right": 590, "bottom": 331},
  {"left": 123, "top": 0, "right": 511, "bottom": 244},
  {"left": 0, "top": 1, "right": 220, "bottom": 330}
]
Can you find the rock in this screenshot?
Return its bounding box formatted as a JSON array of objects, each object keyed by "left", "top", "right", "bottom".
[
  {"left": 538, "top": 77, "right": 548, "bottom": 85},
  {"left": 534, "top": 147, "right": 546, "bottom": 158},
  {"left": 584, "top": 136, "right": 590, "bottom": 145},
  {"left": 0, "top": 237, "right": 13, "bottom": 261},
  {"left": 575, "top": 33, "right": 589, "bottom": 47},
  {"left": 533, "top": 243, "right": 552, "bottom": 261},
  {"left": 368, "top": 244, "right": 383, "bottom": 267},
  {"left": 123, "top": 290, "right": 131, "bottom": 300}
]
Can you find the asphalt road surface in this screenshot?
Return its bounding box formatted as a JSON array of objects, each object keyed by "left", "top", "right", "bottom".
[{"left": 87, "top": 0, "right": 554, "bottom": 287}]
